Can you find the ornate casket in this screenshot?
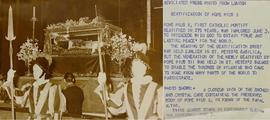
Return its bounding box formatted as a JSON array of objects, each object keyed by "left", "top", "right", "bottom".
[
  {"left": 43, "top": 17, "right": 121, "bottom": 76},
  {"left": 42, "top": 17, "right": 123, "bottom": 116}
]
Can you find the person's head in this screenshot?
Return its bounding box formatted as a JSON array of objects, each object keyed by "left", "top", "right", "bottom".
[
  {"left": 131, "top": 52, "right": 151, "bottom": 77},
  {"left": 32, "top": 57, "right": 50, "bottom": 80},
  {"left": 64, "top": 72, "right": 76, "bottom": 84}
]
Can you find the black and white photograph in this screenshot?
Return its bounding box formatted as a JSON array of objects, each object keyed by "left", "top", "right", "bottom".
[{"left": 0, "top": 0, "right": 163, "bottom": 119}]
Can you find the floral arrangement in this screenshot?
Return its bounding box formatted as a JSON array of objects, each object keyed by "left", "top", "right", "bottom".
[
  {"left": 17, "top": 38, "right": 41, "bottom": 63},
  {"left": 107, "top": 32, "right": 136, "bottom": 64},
  {"left": 46, "top": 17, "right": 90, "bottom": 29},
  {"left": 46, "top": 16, "right": 106, "bottom": 30}
]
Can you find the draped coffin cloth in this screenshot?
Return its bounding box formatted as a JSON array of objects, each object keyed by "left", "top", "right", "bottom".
[
  {"left": 50, "top": 54, "right": 121, "bottom": 77},
  {"left": 17, "top": 76, "right": 122, "bottom": 116},
  {"left": 51, "top": 55, "right": 100, "bottom": 75}
]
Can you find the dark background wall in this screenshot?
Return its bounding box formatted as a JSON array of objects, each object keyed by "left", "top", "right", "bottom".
[{"left": 0, "top": 0, "right": 162, "bottom": 76}]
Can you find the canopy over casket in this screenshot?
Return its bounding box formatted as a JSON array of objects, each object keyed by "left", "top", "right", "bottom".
[{"left": 43, "top": 16, "right": 121, "bottom": 76}]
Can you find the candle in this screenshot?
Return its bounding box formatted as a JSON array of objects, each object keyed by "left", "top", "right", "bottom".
[
  {"left": 33, "top": 6, "right": 36, "bottom": 18},
  {"left": 95, "top": 4, "right": 97, "bottom": 17},
  {"left": 7, "top": 6, "right": 14, "bottom": 40}
]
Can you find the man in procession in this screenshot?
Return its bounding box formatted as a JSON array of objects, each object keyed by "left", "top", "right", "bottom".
[
  {"left": 2, "top": 57, "right": 66, "bottom": 120},
  {"left": 95, "top": 51, "right": 163, "bottom": 120}
]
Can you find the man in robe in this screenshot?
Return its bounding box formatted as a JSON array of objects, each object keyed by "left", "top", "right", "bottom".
[
  {"left": 95, "top": 52, "right": 163, "bottom": 120},
  {"left": 3, "top": 57, "right": 66, "bottom": 120}
]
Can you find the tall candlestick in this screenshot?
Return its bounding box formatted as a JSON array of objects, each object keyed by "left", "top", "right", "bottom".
[
  {"left": 95, "top": 4, "right": 97, "bottom": 17},
  {"left": 5, "top": 5, "right": 16, "bottom": 120},
  {"left": 32, "top": 6, "right": 37, "bottom": 42},
  {"left": 33, "top": 6, "right": 36, "bottom": 18}
]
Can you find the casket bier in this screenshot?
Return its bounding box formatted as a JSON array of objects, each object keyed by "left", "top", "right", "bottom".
[{"left": 43, "top": 17, "right": 121, "bottom": 76}]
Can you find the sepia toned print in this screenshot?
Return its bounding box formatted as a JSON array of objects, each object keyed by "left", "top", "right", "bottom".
[{"left": 0, "top": 0, "right": 163, "bottom": 119}]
